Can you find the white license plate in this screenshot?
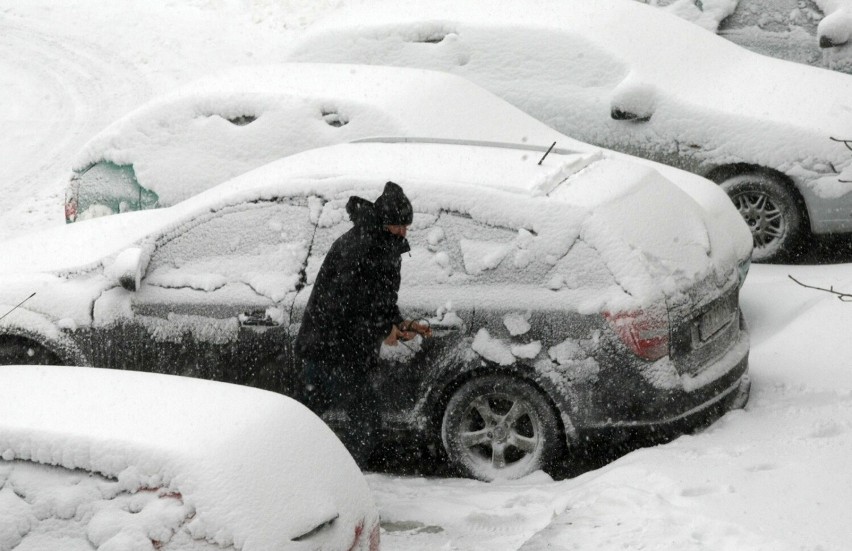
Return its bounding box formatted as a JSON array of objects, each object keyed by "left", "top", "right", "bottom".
[{"left": 699, "top": 300, "right": 733, "bottom": 341}]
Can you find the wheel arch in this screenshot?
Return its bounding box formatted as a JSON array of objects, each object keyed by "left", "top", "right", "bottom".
[
  {"left": 704, "top": 163, "right": 814, "bottom": 231},
  {"left": 0, "top": 326, "right": 88, "bottom": 367}
]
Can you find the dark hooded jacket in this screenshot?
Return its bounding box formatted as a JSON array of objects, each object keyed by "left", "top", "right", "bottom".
[{"left": 295, "top": 183, "right": 412, "bottom": 368}]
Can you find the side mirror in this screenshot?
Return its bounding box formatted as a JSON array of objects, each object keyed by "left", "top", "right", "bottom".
[
  {"left": 610, "top": 108, "right": 651, "bottom": 122},
  {"left": 106, "top": 247, "right": 147, "bottom": 292},
  {"left": 610, "top": 76, "right": 656, "bottom": 122}
]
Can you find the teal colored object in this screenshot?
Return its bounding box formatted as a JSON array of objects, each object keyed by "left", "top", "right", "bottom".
[{"left": 66, "top": 162, "right": 159, "bottom": 222}]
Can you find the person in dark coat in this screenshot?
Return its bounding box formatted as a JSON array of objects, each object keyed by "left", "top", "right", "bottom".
[{"left": 295, "top": 181, "right": 431, "bottom": 467}]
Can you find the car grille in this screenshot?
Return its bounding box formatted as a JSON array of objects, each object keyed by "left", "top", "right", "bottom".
[{"left": 669, "top": 285, "right": 741, "bottom": 376}]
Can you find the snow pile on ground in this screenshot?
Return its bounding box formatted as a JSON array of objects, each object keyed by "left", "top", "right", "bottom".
[
  {"left": 0, "top": 366, "right": 376, "bottom": 550},
  {"left": 696, "top": 0, "right": 852, "bottom": 73},
  {"left": 655, "top": 0, "right": 739, "bottom": 32}
]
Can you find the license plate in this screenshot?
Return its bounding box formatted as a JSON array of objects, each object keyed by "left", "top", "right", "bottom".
[{"left": 698, "top": 300, "right": 733, "bottom": 341}]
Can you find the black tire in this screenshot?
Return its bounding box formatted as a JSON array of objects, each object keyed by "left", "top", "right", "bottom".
[
  {"left": 441, "top": 374, "right": 562, "bottom": 481},
  {"left": 0, "top": 336, "right": 62, "bottom": 365},
  {"left": 720, "top": 173, "right": 805, "bottom": 263}
]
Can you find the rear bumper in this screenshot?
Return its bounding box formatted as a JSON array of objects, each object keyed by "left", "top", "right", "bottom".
[
  {"left": 592, "top": 367, "right": 750, "bottom": 431},
  {"left": 584, "top": 323, "right": 750, "bottom": 432}
]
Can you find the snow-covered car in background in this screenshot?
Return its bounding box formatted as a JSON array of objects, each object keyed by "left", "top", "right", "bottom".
[
  {"left": 0, "top": 365, "right": 379, "bottom": 550},
  {"left": 287, "top": 0, "right": 852, "bottom": 262},
  {"left": 1, "top": 140, "right": 750, "bottom": 481},
  {"left": 63, "top": 63, "right": 752, "bottom": 271},
  {"left": 65, "top": 62, "right": 569, "bottom": 222}
]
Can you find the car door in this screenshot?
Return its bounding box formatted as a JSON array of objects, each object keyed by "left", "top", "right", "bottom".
[
  {"left": 392, "top": 209, "right": 559, "bottom": 426},
  {"left": 105, "top": 198, "right": 316, "bottom": 392}
]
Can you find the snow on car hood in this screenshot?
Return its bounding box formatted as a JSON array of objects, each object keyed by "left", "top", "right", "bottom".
[{"left": 0, "top": 365, "right": 377, "bottom": 550}]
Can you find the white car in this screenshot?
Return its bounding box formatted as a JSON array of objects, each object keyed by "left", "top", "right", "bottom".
[
  {"left": 63, "top": 64, "right": 751, "bottom": 267},
  {"left": 287, "top": 0, "right": 852, "bottom": 262},
  {"left": 0, "top": 365, "right": 380, "bottom": 550},
  {"left": 2, "top": 140, "right": 750, "bottom": 481},
  {"left": 65, "top": 63, "right": 568, "bottom": 222}
]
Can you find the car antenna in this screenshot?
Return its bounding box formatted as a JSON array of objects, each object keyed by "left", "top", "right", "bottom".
[
  {"left": 538, "top": 142, "right": 557, "bottom": 165},
  {"left": 0, "top": 292, "right": 36, "bottom": 322}
]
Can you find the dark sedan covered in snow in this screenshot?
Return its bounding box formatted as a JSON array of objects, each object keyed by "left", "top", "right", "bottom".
[{"left": 0, "top": 140, "right": 750, "bottom": 480}]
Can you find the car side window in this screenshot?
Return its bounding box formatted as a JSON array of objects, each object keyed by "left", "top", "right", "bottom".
[
  {"left": 303, "top": 203, "right": 550, "bottom": 288},
  {"left": 400, "top": 211, "right": 456, "bottom": 287},
  {"left": 146, "top": 199, "right": 315, "bottom": 302},
  {"left": 548, "top": 239, "right": 616, "bottom": 292},
  {"left": 434, "top": 212, "right": 547, "bottom": 286}
]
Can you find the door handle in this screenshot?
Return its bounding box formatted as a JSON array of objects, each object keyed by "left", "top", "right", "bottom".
[{"left": 240, "top": 310, "right": 279, "bottom": 327}]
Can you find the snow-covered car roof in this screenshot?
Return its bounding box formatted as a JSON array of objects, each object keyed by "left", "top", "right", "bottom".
[
  {"left": 4, "top": 141, "right": 745, "bottom": 314},
  {"left": 0, "top": 365, "right": 378, "bottom": 550}
]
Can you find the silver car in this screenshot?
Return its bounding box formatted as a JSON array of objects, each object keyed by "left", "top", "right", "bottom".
[{"left": 288, "top": 0, "right": 852, "bottom": 262}]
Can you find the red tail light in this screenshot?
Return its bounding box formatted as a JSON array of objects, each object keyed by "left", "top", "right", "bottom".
[
  {"left": 348, "top": 518, "right": 381, "bottom": 551},
  {"left": 604, "top": 308, "right": 669, "bottom": 361},
  {"left": 64, "top": 198, "right": 77, "bottom": 223},
  {"left": 369, "top": 519, "right": 381, "bottom": 550}
]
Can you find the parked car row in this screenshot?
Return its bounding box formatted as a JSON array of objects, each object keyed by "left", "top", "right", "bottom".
[
  {"left": 12, "top": 0, "right": 822, "bottom": 546},
  {"left": 63, "top": 62, "right": 750, "bottom": 263},
  {"left": 3, "top": 139, "right": 751, "bottom": 482}
]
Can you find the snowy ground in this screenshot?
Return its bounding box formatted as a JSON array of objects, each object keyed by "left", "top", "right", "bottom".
[{"left": 2, "top": 1, "right": 852, "bottom": 549}]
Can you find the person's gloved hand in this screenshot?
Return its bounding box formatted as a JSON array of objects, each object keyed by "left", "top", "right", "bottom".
[
  {"left": 383, "top": 320, "right": 431, "bottom": 345},
  {"left": 384, "top": 324, "right": 414, "bottom": 346},
  {"left": 401, "top": 320, "right": 432, "bottom": 338}
]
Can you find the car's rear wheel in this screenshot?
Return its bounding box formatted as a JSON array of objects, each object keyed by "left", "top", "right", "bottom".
[
  {"left": 720, "top": 173, "right": 804, "bottom": 263},
  {"left": 441, "top": 374, "right": 562, "bottom": 481},
  {"left": 0, "top": 336, "right": 61, "bottom": 365}
]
